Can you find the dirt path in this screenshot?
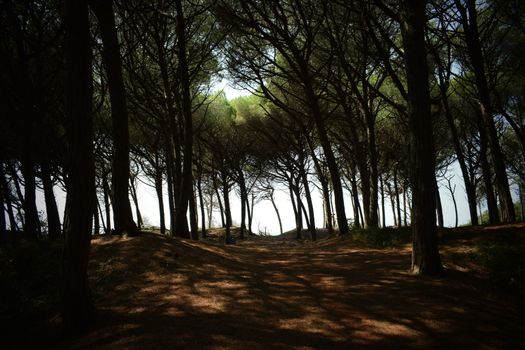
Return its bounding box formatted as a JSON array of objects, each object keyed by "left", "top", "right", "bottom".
[{"left": 60, "top": 233, "right": 524, "bottom": 349}]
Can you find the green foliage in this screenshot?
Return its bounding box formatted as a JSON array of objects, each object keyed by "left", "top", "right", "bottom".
[
  {"left": 350, "top": 226, "right": 412, "bottom": 248},
  {"left": 0, "top": 239, "right": 62, "bottom": 331}
]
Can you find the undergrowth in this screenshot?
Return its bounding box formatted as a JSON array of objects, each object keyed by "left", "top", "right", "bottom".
[
  {"left": 0, "top": 239, "right": 62, "bottom": 334},
  {"left": 350, "top": 226, "right": 412, "bottom": 248}
]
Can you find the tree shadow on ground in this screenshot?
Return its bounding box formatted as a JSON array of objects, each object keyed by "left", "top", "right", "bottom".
[{"left": 48, "top": 232, "right": 525, "bottom": 349}]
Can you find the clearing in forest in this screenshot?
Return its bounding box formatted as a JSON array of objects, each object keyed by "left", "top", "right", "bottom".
[{"left": 50, "top": 230, "right": 525, "bottom": 349}]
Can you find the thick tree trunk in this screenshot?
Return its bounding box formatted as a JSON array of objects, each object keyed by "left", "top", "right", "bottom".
[
  {"left": 42, "top": 164, "right": 61, "bottom": 239},
  {"left": 90, "top": 0, "right": 137, "bottom": 235},
  {"left": 400, "top": 0, "right": 443, "bottom": 275},
  {"left": 455, "top": 0, "right": 515, "bottom": 222},
  {"left": 62, "top": 0, "right": 95, "bottom": 332},
  {"left": 173, "top": 0, "right": 194, "bottom": 239},
  {"left": 21, "top": 159, "right": 39, "bottom": 239}
]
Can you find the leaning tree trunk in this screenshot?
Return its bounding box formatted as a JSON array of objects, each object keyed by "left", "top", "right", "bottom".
[
  {"left": 102, "top": 170, "right": 111, "bottom": 234},
  {"left": 42, "top": 163, "right": 61, "bottom": 240},
  {"left": 455, "top": 0, "right": 515, "bottom": 222},
  {"left": 90, "top": 0, "right": 138, "bottom": 235},
  {"left": 400, "top": 0, "right": 443, "bottom": 275},
  {"left": 62, "top": 0, "right": 95, "bottom": 332}
]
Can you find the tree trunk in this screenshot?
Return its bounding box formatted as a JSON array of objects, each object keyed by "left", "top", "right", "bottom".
[
  {"left": 222, "top": 172, "right": 232, "bottom": 238},
  {"left": 380, "top": 174, "right": 386, "bottom": 228},
  {"left": 394, "top": 169, "right": 402, "bottom": 227},
  {"left": 129, "top": 176, "right": 142, "bottom": 229},
  {"left": 214, "top": 175, "right": 226, "bottom": 227},
  {"left": 1, "top": 164, "right": 18, "bottom": 231},
  {"left": 189, "top": 184, "right": 199, "bottom": 240},
  {"left": 173, "top": 0, "right": 194, "bottom": 238},
  {"left": 94, "top": 195, "right": 100, "bottom": 235},
  {"left": 155, "top": 172, "right": 166, "bottom": 234},
  {"left": 288, "top": 178, "right": 302, "bottom": 239},
  {"left": 479, "top": 127, "right": 500, "bottom": 223},
  {"left": 300, "top": 167, "right": 317, "bottom": 241},
  {"left": 386, "top": 180, "right": 397, "bottom": 227},
  {"left": 269, "top": 188, "right": 283, "bottom": 235},
  {"left": 400, "top": 0, "right": 443, "bottom": 275},
  {"left": 435, "top": 180, "right": 444, "bottom": 228},
  {"left": 165, "top": 148, "right": 176, "bottom": 235},
  {"left": 349, "top": 173, "right": 361, "bottom": 228},
  {"left": 197, "top": 169, "right": 206, "bottom": 237},
  {"left": 102, "top": 170, "right": 111, "bottom": 234},
  {"left": 238, "top": 170, "right": 247, "bottom": 239},
  {"left": 455, "top": 0, "right": 515, "bottom": 222},
  {"left": 41, "top": 164, "right": 61, "bottom": 239},
  {"left": 62, "top": 0, "right": 95, "bottom": 332},
  {"left": 90, "top": 0, "right": 137, "bottom": 235},
  {"left": 21, "top": 159, "right": 39, "bottom": 239}
]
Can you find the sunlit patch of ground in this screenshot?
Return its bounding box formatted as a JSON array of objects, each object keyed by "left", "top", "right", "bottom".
[{"left": 51, "top": 229, "right": 525, "bottom": 349}]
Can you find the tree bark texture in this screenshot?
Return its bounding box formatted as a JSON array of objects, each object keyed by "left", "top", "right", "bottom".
[
  {"left": 62, "top": 0, "right": 95, "bottom": 332},
  {"left": 400, "top": 0, "right": 443, "bottom": 275},
  {"left": 90, "top": 0, "right": 138, "bottom": 235}
]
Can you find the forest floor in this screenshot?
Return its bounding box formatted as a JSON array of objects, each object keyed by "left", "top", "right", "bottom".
[{"left": 16, "top": 225, "right": 525, "bottom": 349}]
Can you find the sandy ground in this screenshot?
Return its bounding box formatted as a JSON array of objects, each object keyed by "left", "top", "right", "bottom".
[{"left": 48, "top": 230, "right": 525, "bottom": 349}]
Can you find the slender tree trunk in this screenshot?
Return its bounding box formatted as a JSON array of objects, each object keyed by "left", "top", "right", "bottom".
[
  {"left": 288, "top": 178, "right": 302, "bottom": 239},
  {"left": 350, "top": 173, "right": 361, "bottom": 228},
  {"left": 154, "top": 172, "right": 166, "bottom": 234},
  {"left": 435, "top": 180, "right": 444, "bottom": 228},
  {"left": 302, "top": 175, "right": 316, "bottom": 240},
  {"left": 189, "top": 185, "right": 199, "bottom": 240},
  {"left": 21, "top": 159, "right": 39, "bottom": 239},
  {"left": 207, "top": 190, "right": 214, "bottom": 229},
  {"left": 269, "top": 188, "right": 283, "bottom": 235},
  {"left": 401, "top": 0, "right": 442, "bottom": 274},
  {"left": 380, "top": 174, "right": 386, "bottom": 228},
  {"left": 0, "top": 165, "right": 18, "bottom": 231},
  {"left": 41, "top": 164, "right": 61, "bottom": 240},
  {"left": 94, "top": 196, "right": 100, "bottom": 235},
  {"left": 129, "top": 177, "right": 142, "bottom": 229},
  {"left": 196, "top": 168, "right": 206, "bottom": 237},
  {"left": 222, "top": 173, "right": 232, "bottom": 239},
  {"left": 97, "top": 200, "right": 106, "bottom": 234},
  {"left": 455, "top": 0, "right": 515, "bottom": 222},
  {"left": 102, "top": 170, "right": 111, "bottom": 234},
  {"left": 214, "top": 175, "right": 225, "bottom": 227},
  {"left": 165, "top": 148, "right": 176, "bottom": 235},
  {"left": 246, "top": 193, "right": 254, "bottom": 234},
  {"left": 238, "top": 170, "right": 247, "bottom": 239},
  {"left": 62, "top": 0, "right": 95, "bottom": 331},
  {"left": 90, "top": 0, "right": 137, "bottom": 234},
  {"left": 394, "top": 169, "right": 402, "bottom": 227},
  {"left": 479, "top": 127, "right": 500, "bottom": 223},
  {"left": 387, "top": 180, "right": 397, "bottom": 227}
]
